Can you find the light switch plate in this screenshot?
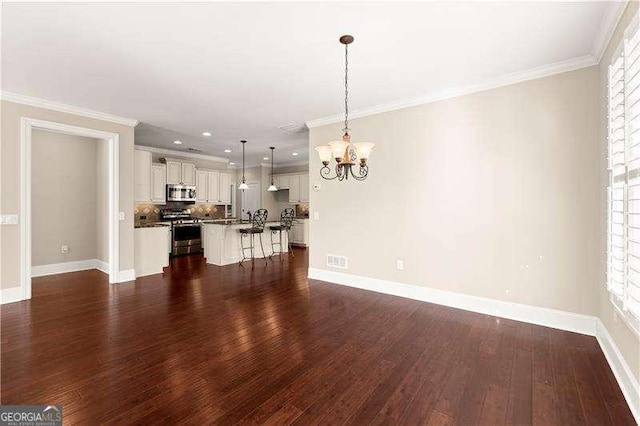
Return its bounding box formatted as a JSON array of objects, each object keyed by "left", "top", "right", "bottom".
[
  {"left": 313, "top": 211, "right": 320, "bottom": 220},
  {"left": 0, "top": 214, "right": 19, "bottom": 225},
  {"left": 118, "top": 212, "right": 125, "bottom": 221}
]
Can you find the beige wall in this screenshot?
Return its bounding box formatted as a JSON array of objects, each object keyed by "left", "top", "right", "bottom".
[
  {"left": 1, "top": 100, "right": 135, "bottom": 289},
  {"left": 31, "top": 130, "right": 98, "bottom": 265},
  {"left": 310, "top": 66, "right": 600, "bottom": 315},
  {"left": 599, "top": 1, "right": 640, "bottom": 384}
]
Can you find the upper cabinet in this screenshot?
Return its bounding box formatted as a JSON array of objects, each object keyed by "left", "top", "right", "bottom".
[
  {"left": 134, "top": 150, "right": 152, "bottom": 202},
  {"left": 182, "top": 162, "right": 197, "bottom": 185},
  {"left": 196, "top": 170, "right": 208, "bottom": 203},
  {"left": 272, "top": 172, "right": 309, "bottom": 203},
  {"left": 299, "top": 174, "right": 309, "bottom": 202},
  {"left": 151, "top": 164, "right": 167, "bottom": 204},
  {"left": 288, "top": 175, "right": 300, "bottom": 203},
  {"left": 195, "top": 169, "right": 232, "bottom": 204},
  {"left": 219, "top": 173, "right": 231, "bottom": 203},
  {"left": 164, "top": 159, "right": 196, "bottom": 185}
]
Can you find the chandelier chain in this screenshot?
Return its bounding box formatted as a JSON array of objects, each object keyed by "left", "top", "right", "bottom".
[{"left": 344, "top": 43, "right": 349, "bottom": 134}]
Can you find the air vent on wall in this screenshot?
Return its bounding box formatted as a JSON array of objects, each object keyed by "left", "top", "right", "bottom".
[
  {"left": 277, "top": 123, "right": 308, "bottom": 134},
  {"left": 327, "top": 254, "right": 348, "bottom": 270},
  {"left": 187, "top": 148, "right": 204, "bottom": 153}
]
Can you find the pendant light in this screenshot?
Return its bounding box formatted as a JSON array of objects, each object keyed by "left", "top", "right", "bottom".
[
  {"left": 238, "top": 140, "right": 248, "bottom": 190},
  {"left": 315, "top": 35, "right": 374, "bottom": 181},
  {"left": 268, "top": 147, "right": 278, "bottom": 191}
]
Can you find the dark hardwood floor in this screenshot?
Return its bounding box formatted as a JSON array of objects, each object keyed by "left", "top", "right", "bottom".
[{"left": 1, "top": 248, "right": 634, "bottom": 425}]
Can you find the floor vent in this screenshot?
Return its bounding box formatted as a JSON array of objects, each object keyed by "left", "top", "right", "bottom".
[{"left": 327, "top": 254, "right": 348, "bottom": 270}]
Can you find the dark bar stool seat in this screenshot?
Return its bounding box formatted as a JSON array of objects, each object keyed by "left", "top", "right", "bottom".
[
  {"left": 239, "top": 209, "right": 268, "bottom": 266},
  {"left": 269, "top": 208, "right": 295, "bottom": 260}
]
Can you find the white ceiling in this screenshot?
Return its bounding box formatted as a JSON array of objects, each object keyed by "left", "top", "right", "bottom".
[{"left": 2, "top": 2, "right": 620, "bottom": 165}]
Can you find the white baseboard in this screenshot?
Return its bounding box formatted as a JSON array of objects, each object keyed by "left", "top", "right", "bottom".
[
  {"left": 596, "top": 320, "right": 640, "bottom": 423},
  {"left": 95, "top": 259, "right": 109, "bottom": 274},
  {"left": 308, "top": 268, "right": 597, "bottom": 335},
  {"left": 0, "top": 287, "right": 25, "bottom": 304},
  {"left": 32, "top": 259, "right": 101, "bottom": 277},
  {"left": 117, "top": 269, "right": 136, "bottom": 283}
]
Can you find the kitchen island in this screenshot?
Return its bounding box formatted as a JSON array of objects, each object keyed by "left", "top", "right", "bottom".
[{"left": 202, "top": 221, "right": 289, "bottom": 266}]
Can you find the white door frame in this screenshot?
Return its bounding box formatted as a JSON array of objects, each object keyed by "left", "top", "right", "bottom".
[{"left": 20, "top": 117, "right": 120, "bottom": 299}]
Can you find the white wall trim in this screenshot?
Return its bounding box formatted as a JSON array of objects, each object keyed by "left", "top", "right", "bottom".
[
  {"left": 95, "top": 259, "right": 110, "bottom": 274},
  {"left": 1, "top": 287, "right": 26, "bottom": 305},
  {"left": 135, "top": 145, "right": 229, "bottom": 164},
  {"left": 596, "top": 319, "right": 640, "bottom": 423},
  {"left": 306, "top": 54, "right": 597, "bottom": 128},
  {"left": 118, "top": 269, "right": 136, "bottom": 283},
  {"left": 2, "top": 92, "right": 138, "bottom": 127},
  {"left": 20, "top": 118, "right": 121, "bottom": 302},
  {"left": 591, "top": 1, "right": 628, "bottom": 63},
  {"left": 31, "top": 259, "right": 104, "bottom": 278},
  {"left": 308, "top": 268, "right": 597, "bottom": 335}
]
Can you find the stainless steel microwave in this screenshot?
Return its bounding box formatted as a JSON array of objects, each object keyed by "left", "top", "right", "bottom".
[{"left": 166, "top": 184, "right": 196, "bottom": 203}]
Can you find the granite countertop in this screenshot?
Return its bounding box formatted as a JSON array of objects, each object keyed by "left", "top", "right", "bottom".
[{"left": 134, "top": 223, "right": 171, "bottom": 229}]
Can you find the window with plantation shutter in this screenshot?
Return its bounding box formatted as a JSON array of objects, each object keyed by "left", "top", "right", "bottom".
[{"left": 607, "top": 15, "right": 640, "bottom": 334}]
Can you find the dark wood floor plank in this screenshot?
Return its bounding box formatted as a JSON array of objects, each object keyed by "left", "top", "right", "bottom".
[{"left": 0, "top": 249, "right": 634, "bottom": 425}]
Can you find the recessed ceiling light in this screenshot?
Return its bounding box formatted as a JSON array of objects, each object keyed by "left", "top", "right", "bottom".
[
  {"left": 229, "top": 162, "right": 235, "bottom": 165},
  {"left": 292, "top": 152, "right": 299, "bottom": 156},
  {"left": 263, "top": 157, "right": 269, "bottom": 160},
  {"left": 202, "top": 131, "right": 212, "bottom": 137},
  {"left": 224, "top": 149, "right": 232, "bottom": 153},
  {"left": 173, "top": 140, "right": 182, "bottom": 145}
]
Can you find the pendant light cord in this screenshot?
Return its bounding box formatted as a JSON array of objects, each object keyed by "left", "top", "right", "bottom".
[
  {"left": 242, "top": 140, "right": 246, "bottom": 182},
  {"left": 344, "top": 42, "right": 349, "bottom": 134}
]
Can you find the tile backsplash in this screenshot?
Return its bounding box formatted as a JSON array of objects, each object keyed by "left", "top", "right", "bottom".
[
  {"left": 296, "top": 203, "right": 309, "bottom": 218},
  {"left": 134, "top": 202, "right": 225, "bottom": 224}
]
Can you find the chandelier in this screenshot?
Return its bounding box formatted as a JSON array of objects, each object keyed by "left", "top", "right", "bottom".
[{"left": 315, "top": 35, "right": 374, "bottom": 181}]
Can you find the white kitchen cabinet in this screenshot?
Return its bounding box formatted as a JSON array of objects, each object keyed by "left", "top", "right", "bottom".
[
  {"left": 299, "top": 174, "right": 309, "bottom": 202},
  {"left": 151, "top": 163, "right": 167, "bottom": 204},
  {"left": 219, "top": 173, "right": 231, "bottom": 203},
  {"left": 181, "top": 162, "right": 197, "bottom": 185},
  {"left": 207, "top": 171, "right": 220, "bottom": 203},
  {"left": 288, "top": 175, "right": 300, "bottom": 203},
  {"left": 290, "top": 219, "right": 309, "bottom": 246},
  {"left": 194, "top": 170, "right": 232, "bottom": 204},
  {"left": 285, "top": 173, "right": 309, "bottom": 203},
  {"left": 196, "top": 170, "right": 208, "bottom": 202},
  {"left": 278, "top": 175, "right": 290, "bottom": 190},
  {"left": 166, "top": 160, "right": 182, "bottom": 185},
  {"left": 134, "top": 150, "right": 152, "bottom": 202},
  {"left": 164, "top": 159, "right": 196, "bottom": 185}
]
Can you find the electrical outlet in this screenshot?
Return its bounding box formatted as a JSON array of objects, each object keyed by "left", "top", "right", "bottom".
[
  {"left": 313, "top": 211, "right": 319, "bottom": 220},
  {"left": 118, "top": 212, "right": 125, "bottom": 221},
  {"left": 396, "top": 259, "right": 404, "bottom": 270},
  {"left": 61, "top": 245, "right": 69, "bottom": 254}
]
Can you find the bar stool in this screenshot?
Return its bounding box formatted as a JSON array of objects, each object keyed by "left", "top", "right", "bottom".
[
  {"left": 239, "top": 208, "right": 268, "bottom": 266},
  {"left": 269, "top": 208, "right": 295, "bottom": 260}
]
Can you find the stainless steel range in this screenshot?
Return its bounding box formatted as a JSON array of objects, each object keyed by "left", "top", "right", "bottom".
[{"left": 161, "top": 209, "right": 202, "bottom": 256}]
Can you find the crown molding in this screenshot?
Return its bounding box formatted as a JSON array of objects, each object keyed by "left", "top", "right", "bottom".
[
  {"left": 135, "top": 145, "right": 229, "bottom": 163},
  {"left": 306, "top": 54, "right": 597, "bottom": 128},
  {"left": 274, "top": 159, "right": 309, "bottom": 168},
  {"left": 0, "top": 91, "right": 139, "bottom": 127},
  {"left": 592, "top": 1, "right": 628, "bottom": 63}
]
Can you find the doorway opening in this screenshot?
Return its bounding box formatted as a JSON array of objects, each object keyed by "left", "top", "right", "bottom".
[{"left": 20, "top": 118, "right": 120, "bottom": 301}]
